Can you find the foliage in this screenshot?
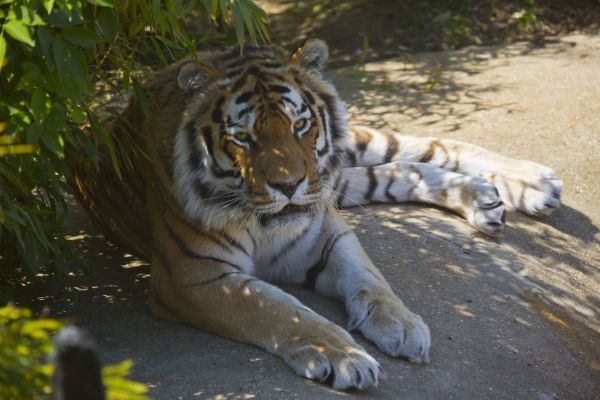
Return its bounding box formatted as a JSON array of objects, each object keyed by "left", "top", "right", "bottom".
[
  {"left": 0, "top": 305, "right": 151, "bottom": 400},
  {"left": 0, "top": 0, "right": 268, "bottom": 305},
  {"left": 0, "top": 305, "right": 58, "bottom": 398}
]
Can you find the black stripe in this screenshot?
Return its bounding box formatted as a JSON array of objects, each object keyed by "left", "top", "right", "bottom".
[
  {"left": 317, "top": 91, "right": 342, "bottom": 140},
  {"left": 236, "top": 91, "right": 254, "bottom": 104},
  {"left": 303, "top": 90, "right": 315, "bottom": 104},
  {"left": 384, "top": 133, "right": 399, "bottom": 164},
  {"left": 268, "top": 224, "right": 311, "bottom": 265},
  {"left": 260, "top": 62, "right": 283, "bottom": 69},
  {"left": 345, "top": 149, "right": 357, "bottom": 167},
  {"left": 164, "top": 218, "right": 242, "bottom": 270},
  {"left": 269, "top": 85, "right": 291, "bottom": 93},
  {"left": 281, "top": 96, "right": 297, "bottom": 108},
  {"left": 336, "top": 179, "right": 349, "bottom": 206},
  {"left": 186, "top": 271, "right": 241, "bottom": 287},
  {"left": 324, "top": 152, "right": 342, "bottom": 176},
  {"left": 193, "top": 177, "right": 214, "bottom": 199},
  {"left": 384, "top": 175, "right": 397, "bottom": 202},
  {"left": 187, "top": 120, "right": 204, "bottom": 171},
  {"left": 221, "top": 142, "right": 238, "bottom": 165},
  {"left": 304, "top": 231, "right": 352, "bottom": 289},
  {"left": 246, "top": 227, "right": 258, "bottom": 250},
  {"left": 219, "top": 229, "right": 250, "bottom": 257},
  {"left": 237, "top": 106, "right": 253, "bottom": 119},
  {"left": 365, "top": 167, "right": 377, "bottom": 201},
  {"left": 317, "top": 106, "right": 330, "bottom": 157},
  {"left": 231, "top": 74, "right": 249, "bottom": 92},
  {"left": 211, "top": 97, "right": 226, "bottom": 123}
]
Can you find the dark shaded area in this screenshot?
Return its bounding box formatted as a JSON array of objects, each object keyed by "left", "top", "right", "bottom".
[
  {"left": 28, "top": 195, "right": 600, "bottom": 399},
  {"left": 261, "top": 0, "right": 600, "bottom": 67}
]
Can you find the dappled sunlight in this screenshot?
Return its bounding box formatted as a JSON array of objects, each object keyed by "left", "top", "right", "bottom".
[{"left": 342, "top": 198, "right": 600, "bottom": 381}]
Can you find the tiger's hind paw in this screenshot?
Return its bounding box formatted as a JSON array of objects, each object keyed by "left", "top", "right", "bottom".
[
  {"left": 495, "top": 163, "right": 563, "bottom": 217},
  {"left": 518, "top": 177, "right": 563, "bottom": 217},
  {"left": 467, "top": 180, "right": 506, "bottom": 237}
]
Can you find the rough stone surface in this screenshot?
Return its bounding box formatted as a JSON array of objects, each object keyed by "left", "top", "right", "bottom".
[{"left": 33, "top": 34, "right": 600, "bottom": 399}]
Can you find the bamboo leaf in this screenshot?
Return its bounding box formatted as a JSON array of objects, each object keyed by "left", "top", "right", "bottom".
[
  {"left": 30, "top": 87, "right": 51, "bottom": 123},
  {"left": 52, "top": 36, "right": 68, "bottom": 81},
  {"left": 37, "top": 26, "right": 54, "bottom": 70},
  {"left": 230, "top": 2, "right": 246, "bottom": 46},
  {"left": 85, "top": 0, "right": 113, "bottom": 7},
  {"left": 238, "top": 2, "right": 256, "bottom": 43},
  {"left": 0, "top": 35, "right": 7, "bottom": 73}
]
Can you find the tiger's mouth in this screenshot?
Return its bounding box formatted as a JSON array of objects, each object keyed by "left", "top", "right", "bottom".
[{"left": 258, "top": 204, "right": 311, "bottom": 224}]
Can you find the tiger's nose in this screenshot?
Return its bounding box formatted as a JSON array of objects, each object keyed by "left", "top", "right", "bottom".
[{"left": 268, "top": 175, "right": 306, "bottom": 199}]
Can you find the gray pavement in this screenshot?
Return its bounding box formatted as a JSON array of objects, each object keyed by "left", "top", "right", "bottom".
[{"left": 33, "top": 34, "right": 600, "bottom": 399}]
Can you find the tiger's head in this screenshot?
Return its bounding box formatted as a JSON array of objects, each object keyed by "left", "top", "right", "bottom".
[{"left": 173, "top": 39, "right": 348, "bottom": 231}]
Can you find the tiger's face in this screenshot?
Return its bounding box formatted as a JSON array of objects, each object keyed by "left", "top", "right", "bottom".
[{"left": 173, "top": 39, "right": 347, "bottom": 230}]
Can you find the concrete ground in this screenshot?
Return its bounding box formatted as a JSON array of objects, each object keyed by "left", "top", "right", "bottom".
[{"left": 33, "top": 34, "right": 600, "bottom": 399}]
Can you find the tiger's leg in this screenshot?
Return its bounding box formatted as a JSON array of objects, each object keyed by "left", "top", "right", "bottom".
[
  {"left": 345, "top": 126, "right": 563, "bottom": 217},
  {"left": 148, "top": 208, "right": 381, "bottom": 390},
  {"left": 296, "top": 212, "right": 431, "bottom": 363},
  {"left": 336, "top": 161, "right": 506, "bottom": 236}
]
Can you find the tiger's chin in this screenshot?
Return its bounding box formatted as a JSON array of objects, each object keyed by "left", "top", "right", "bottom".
[{"left": 257, "top": 204, "right": 315, "bottom": 228}]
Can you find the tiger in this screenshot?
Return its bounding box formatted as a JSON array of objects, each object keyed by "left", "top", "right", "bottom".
[{"left": 70, "top": 38, "right": 563, "bottom": 390}]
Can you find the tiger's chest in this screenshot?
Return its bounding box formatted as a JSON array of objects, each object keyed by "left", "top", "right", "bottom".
[{"left": 243, "top": 212, "right": 326, "bottom": 283}]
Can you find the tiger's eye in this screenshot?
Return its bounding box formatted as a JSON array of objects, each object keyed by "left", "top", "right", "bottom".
[
  {"left": 235, "top": 131, "right": 248, "bottom": 141},
  {"left": 294, "top": 119, "right": 307, "bottom": 130}
]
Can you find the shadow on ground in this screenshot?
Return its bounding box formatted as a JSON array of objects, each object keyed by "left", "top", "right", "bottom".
[{"left": 31, "top": 35, "right": 600, "bottom": 399}]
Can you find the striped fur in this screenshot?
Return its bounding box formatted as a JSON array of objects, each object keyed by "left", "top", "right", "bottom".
[{"left": 70, "top": 39, "right": 562, "bottom": 391}]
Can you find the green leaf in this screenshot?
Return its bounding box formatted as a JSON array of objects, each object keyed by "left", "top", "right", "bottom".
[
  {"left": 200, "top": 0, "right": 212, "bottom": 15},
  {"left": 21, "top": 61, "right": 40, "bottom": 74},
  {"left": 44, "top": 8, "right": 84, "bottom": 28},
  {"left": 41, "top": 129, "right": 65, "bottom": 157},
  {"left": 52, "top": 37, "right": 68, "bottom": 81},
  {"left": 31, "top": 87, "right": 52, "bottom": 123},
  {"left": 0, "top": 35, "right": 7, "bottom": 72},
  {"left": 37, "top": 26, "right": 54, "bottom": 70},
  {"left": 43, "top": 0, "right": 55, "bottom": 14},
  {"left": 122, "top": 71, "right": 129, "bottom": 94},
  {"left": 20, "top": 318, "right": 62, "bottom": 336},
  {"left": 17, "top": 71, "right": 42, "bottom": 90},
  {"left": 62, "top": 27, "right": 101, "bottom": 46},
  {"left": 4, "top": 20, "right": 35, "bottom": 47},
  {"left": 241, "top": 0, "right": 269, "bottom": 21},
  {"left": 231, "top": 2, "right": 246, "bottom": 47},
  {"left": 85, "top": 0, "right": 114, "bottom": 7},
  {"left": 27, "top": 123, "right": 43, "bottom": 144},
  {"left": 74, "top": 128, "right": 98, "bottom": 162},
  {"left": 152, "top": 0, "right": 160, "bottom": 17},
  {"left": 65, "top": 42, "right": 88, "bottom": 83},
  {"left": 98, "top": 7, "right": 118, "bottom": 43},
  {"left": 237, "top": 2, "right": 256, "bottom": 43},
  {"left": 149, "top": 37, "right": 167, "bottom": 64},
  {"left": 170, "top": 0, "right": 185, "bottom": 18}
]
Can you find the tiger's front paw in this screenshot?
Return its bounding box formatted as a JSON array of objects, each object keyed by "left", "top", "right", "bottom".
[
  {"left": 282, "top": 324, "right": 382, "bottom": 390},
  {"left": 348, "top": 292, "right": 431, "bottom": 363}
]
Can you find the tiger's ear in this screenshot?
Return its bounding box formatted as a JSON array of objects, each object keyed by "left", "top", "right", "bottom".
[
  {"left": 177, "top": 60, "right": 214, "bottom": 99},
  {"left": 292, "top": 38, "right": 329, "bottom": 70}
]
